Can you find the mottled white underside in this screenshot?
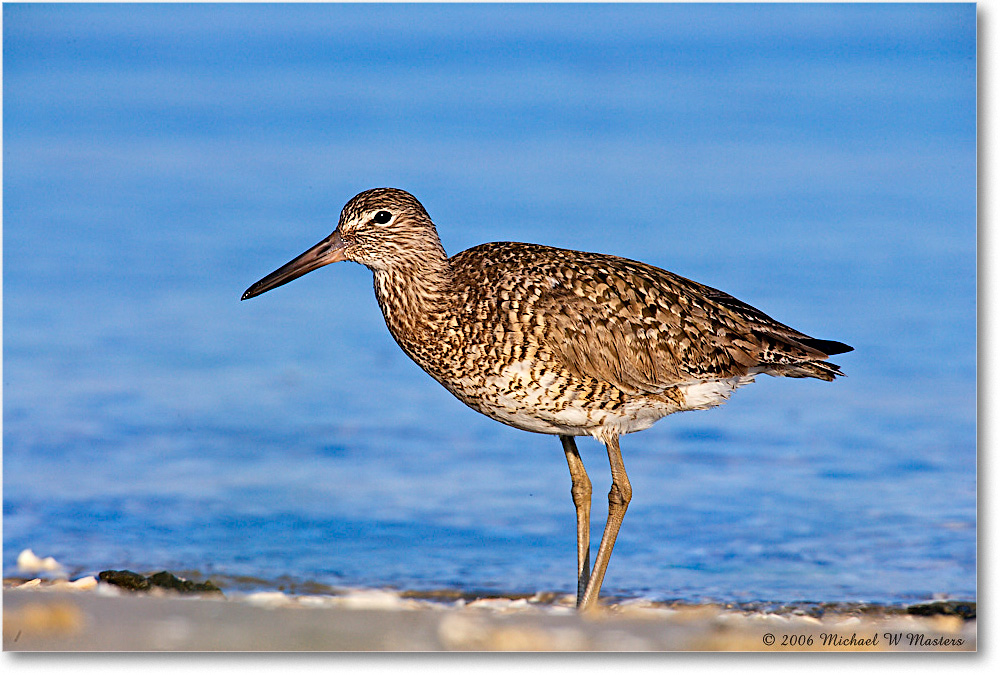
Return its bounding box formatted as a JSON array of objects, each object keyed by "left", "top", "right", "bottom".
[{"left": 470, "top": 358, "right": 758, "bottom": 442}]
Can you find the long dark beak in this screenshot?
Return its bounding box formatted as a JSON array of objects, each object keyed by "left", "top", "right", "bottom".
[{"left": 241, "top": 230, "right": 348, "bottom": 300}]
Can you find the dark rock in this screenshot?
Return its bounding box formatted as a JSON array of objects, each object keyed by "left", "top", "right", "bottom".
[
  {"left": 906, "top": 601, "right": 976, "bottom": 620},
  {"left": 98, "top": 570, "right": 151, "bottom": 591},
  {"left": 148, "top": 571, "right": 222, "bottom": 594},
  {"left": 98, "top": 569, "right": 222, "bottom": 595}
]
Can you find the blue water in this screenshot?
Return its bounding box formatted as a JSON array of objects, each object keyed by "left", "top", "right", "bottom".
[{"left": 3, "top": 4, "right": 975, "bottom": 605}]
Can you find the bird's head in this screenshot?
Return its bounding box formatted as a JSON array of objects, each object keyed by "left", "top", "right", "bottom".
[{"left": 242, "top": 187, "right": 442, "bottom": 300}]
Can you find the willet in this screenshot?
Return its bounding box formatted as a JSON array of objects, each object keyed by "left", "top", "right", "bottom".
[{"left": 242, "top": 187, "right": 852, "bottom": 610}]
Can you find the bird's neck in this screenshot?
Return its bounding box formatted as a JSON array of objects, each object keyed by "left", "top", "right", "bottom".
[{"left": 371, "top": 244, "right": 455, "bottom": 361}]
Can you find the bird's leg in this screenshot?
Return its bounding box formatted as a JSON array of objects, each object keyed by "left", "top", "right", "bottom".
[
  {"left": 560, "top": 435, "right": 592, "bottom": 608},
  {"left": 578, "top": 433, "right": 631, "bottom": 611}
]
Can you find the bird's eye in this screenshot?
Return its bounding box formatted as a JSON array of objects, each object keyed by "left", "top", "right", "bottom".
[{"left": 373, "top": 210, "right": 392, "bottom": 224}]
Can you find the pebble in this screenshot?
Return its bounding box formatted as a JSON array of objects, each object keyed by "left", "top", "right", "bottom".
[
  {"left": 335, "top": 589, "right": 416, "bottom": 610},
  {"left": 51, "top": 576, "right": 98, "bottom": 592},
  {"left": 17, "top": 549, "right": 66, "bottom": 576},
  {"left": 242, "top": 591, "right": 294, "bottom": 608}
]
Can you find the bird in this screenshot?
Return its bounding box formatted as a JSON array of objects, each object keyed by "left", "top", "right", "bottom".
[{"left": 242, "top": 187, "right": 852, "bottom": 611}]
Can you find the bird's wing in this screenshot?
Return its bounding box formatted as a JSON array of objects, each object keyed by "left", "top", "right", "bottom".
[{"left": 528, "top": 252, "right": 840, "bottom": 393}]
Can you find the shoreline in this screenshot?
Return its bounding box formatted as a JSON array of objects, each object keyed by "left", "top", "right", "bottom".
[{"left": 3, "top": 579, "right": 976, "bottom": 652}]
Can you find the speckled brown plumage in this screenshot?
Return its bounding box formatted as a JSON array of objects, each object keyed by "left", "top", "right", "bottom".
[{"left": 242, "top": 187, "right": 852, "bottom": 610}]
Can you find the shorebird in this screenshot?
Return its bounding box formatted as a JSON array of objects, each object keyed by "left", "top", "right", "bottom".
[{"left": 242, "top": 188, "right": 852, "bottom": 610}]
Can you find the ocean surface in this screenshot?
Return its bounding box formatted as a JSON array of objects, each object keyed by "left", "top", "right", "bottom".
[{"left": 3, "top": 4, "right": 975, "bottom": 605}]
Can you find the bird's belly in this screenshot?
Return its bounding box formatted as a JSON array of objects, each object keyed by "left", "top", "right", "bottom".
[
  {"left": 435, "top": 359, "right": 758, "bottom": 439},
  {"left": 472, "top": 396, "right": 677, "bottom": 438},
  {"left": 431, "top": 356, "right": 706, "bottom": 438}
]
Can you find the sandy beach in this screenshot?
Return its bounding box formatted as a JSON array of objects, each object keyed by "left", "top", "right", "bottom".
[{"left": 2, "top": 579, "right": 976, "bottom": 652}]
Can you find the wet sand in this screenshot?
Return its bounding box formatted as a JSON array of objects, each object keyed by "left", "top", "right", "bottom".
[{"left": 2, "top": 580, "right": 976, "bottom": 652}]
